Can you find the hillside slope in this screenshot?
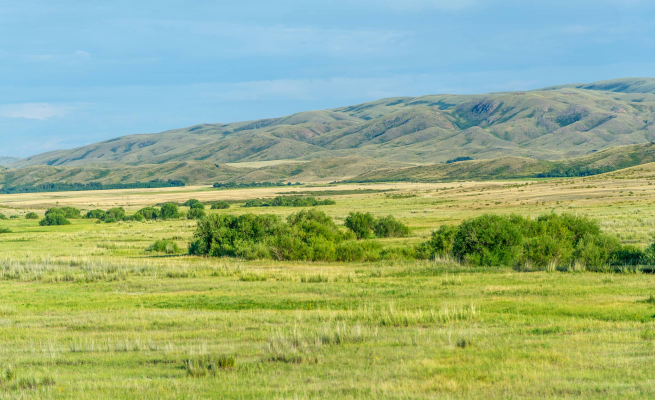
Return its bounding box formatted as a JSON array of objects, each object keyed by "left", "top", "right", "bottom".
[
  {"left": 11, "top": 78, "right": 655, "bottom": 168},
  {"left": 0, "top": 157, "right": 19, "bottom": 166},
  {"left": 346, "top": 143, "right": 655, "bottom": 183}
]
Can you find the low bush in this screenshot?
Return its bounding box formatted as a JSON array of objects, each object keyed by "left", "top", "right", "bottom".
[
  {"left": 211, "top": 201, "right": 230, "bottom": 209},
  {"left": 243, "top": 196, "right": 335, "bottom": 208},
  {"left": 136, "top": 206, "right": 160, "bottom": 220},
  {"left": 25, "top": 212, "right": 39, "bottom": 220},
  {"left": 345, "top": 212, "right": 375, "bottom": 239},
  {"left": 147, "top": 239, "right": 180, "bottom": 254},
  {"left": 417, "top": 213, "right": 649, "bottom": 270},
  {"left": 160, "top": 203, "right": 180, "bottom": 219},
  {"left": 184, "top": 199, "right": 205, "bottom": 209},
  {"left": 45, "top": 207, "right": 81, "bottom": 219},
  {"left": 39, "top": 214, "right": 71, "bottom": 226},
  {"left": 0, "top": 214, "right": 7, "bottom": 220},
  {"left": 0, "top": 228, "right": 11, "bottom": 234},
  {"left": 189, "top": 210, "right": 384, "bottom": 262},
  {"left": 86, "top": 209, "right": 106, "bottom": 219},
  {"left": 187, "top": 208, "right": 206, "bottom": 220},
  {"left": 345, "top": 212, "right": 410, "bottom": 239}
]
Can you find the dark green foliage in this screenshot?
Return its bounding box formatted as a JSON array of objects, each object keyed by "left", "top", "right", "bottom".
[
  {"left": 417, "top": 213, "right": 643, "bottom": 269},
  {"left": 45, "top": 207, "right": 81, "bottom": 219},
  {"left": 271, "top": 196, "right": 335, "bottom": 207},
  {"left": 25, "top": 212, "right": 39, "bottom": 219},
  {"left": 213, "top": 182, "right": 301, "bottom": 189},
  {"left": 86, "top": 209, "right": 107, "bottom": 219},
  {"left": 130, "top": 212, "right": 145, "bottom": 222},
  {"left": 445, "top": 156, "right": 473, "bottom": 164},
  {"left": 373, "top": 215, "right": 410, "bottom": 238},
  {"left": 160, "top": 203, "right": 180, "bottom": 219},
  {"left": 415, "top": 224, "right": 458, "bottom": 259},
  {"left": 188, "top": 210, "right": 385, "bottom": 262},
  {"left": 0, "top": 180, "right": 185, "bottom": 194},
  {"left": 242, "top": 196, "right": 335, "bottom": 208},
  {"left": 105, "top": 207, "right": 126, "bottom": 222},
  {"left": 210, "top": 201, "right": 230, "bottom": 209},
  {"left": 0, "top": 228, "right": 11, "bottom": 234},
  {"left": 137, "top": 206, "right": 160, "bottom": 220},
  {"left": 184, "top": 199, "right": 205, "bottom": 209},
  {"left": 345, "top": 212, "right": 375, "bottom": 239},
  {"left": 147, "top": 239, "right": 180, "bottom": 254},
  {"left": 0, "top": 214, "right": 6, "bottom": 220},
  {"left": 345, "top": 212, "right": 409, "bottom": 239},
  {"left": 452, "top": 214, "right": 525, "bottom": 267},
  {"left": 39, "top": 214, "right": 71, "bottom": 226},
  {"left": 187, "top": 208, "right": 206, "bottom": 220}
]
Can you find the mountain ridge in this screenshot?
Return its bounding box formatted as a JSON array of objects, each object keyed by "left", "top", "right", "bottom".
[{"left": 9, "top": 77, "right": 655, "bottom": 169}]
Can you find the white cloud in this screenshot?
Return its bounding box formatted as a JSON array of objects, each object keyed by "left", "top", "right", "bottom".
[{"left": 0, "top": 103, "right": 71, "bottom": 120}]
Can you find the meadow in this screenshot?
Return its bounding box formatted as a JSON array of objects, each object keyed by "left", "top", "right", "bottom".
[{"left": 1, "top": 172, "right": 655, "bottom": 398}]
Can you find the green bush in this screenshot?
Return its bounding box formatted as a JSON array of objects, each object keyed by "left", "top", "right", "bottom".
[
  {"left": 25, "top": 212, "right": 39, "bottom": 220},
  {"left": 189, "top": 210, "right": 379, "bottom": 262},
  {"left": 130, "top": 212, "right": 146, "bottom": 222},
  {"left": 452, "top": 214, "right": 525, "bottom": 267},
  {"left": 187, "top": 208, "right": 206, "bottom": 220},
  {"left": 345, "top": 212, "right": 375, "bottom": 239},
  {"left": 104, "top": 207, "right": 126, "bottom": 222},
  {"left": 86, "top": 209, "right": 106, "bottom": 219},
  {"left": 0, "top": 214, "right": 7, "bottom": 220},
  {"left": 373, "top": 215, "right": 410, "bottom": 238},
  {"left": 0, "top": 228, "right": 11, "bottom": 234},
  {"left": 137, "top": 206, "right": 160, "bottom": 220},
  {"left": 211, "top": 201, "right": 230, "bottom": 209},
  {"left": 147, "top": 239, "right": 180, "bottom": 254},
  {"left": 39, "top": 214, "right": 71, "bottom": 226},
  {"left": 573, "top": 233, "right": 622, "bottom": 271},
  {"left": 46, "top": 207, "right": 81, "bottom": 219},
  {"left": 415, "top": 224, "right": 458, "bottom": 259},
  {"left": 184, "top": 199, "right": 205, "bottom": 209},
  {"left": 243, "top": 199, "right": 268, "bottom": 207},
  {"left": 160, "top": 203, "right": 180, "bottom": 219}
]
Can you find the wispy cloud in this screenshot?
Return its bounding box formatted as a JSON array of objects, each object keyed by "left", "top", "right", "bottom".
[{"left": 0, "top": 103, "right": 71, "bottom": 120}]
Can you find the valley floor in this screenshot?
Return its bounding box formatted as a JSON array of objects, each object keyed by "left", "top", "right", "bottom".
[{"left": 1, "top": 175, "right": 655, "bottom": 398}]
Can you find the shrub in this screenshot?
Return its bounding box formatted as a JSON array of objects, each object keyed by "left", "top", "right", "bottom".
[
  {"left": 46, "top": 207, "right": 81, "bottom": 219},
  {"left": 147, "top": 239, "right": 180, "bottom": 254},
  {"left": 452, "top": 214, "right": 525, "bottom": 267},
  {"left": 130, "top": 212, "right": 146, "bottom": 222},
  {"left": 86, "top": 209, "right": 106, "bottom": 219},
  {"left": 184, "top": 199, "right": 205, "bottom": 209},
  {"left": 573, "top": 233, "right": 622, "bottom": 271},
  {"left": 25, "top": 212, "right": 39, "bottom": 220},
  {"left": 243, "top": 199, "right": 268, "bottom": 207},
  {"left": 611, "top": 245, "right": 645, "bottom": 266},
  {"left": 211, "top": 201, "right": 230, "bottom": 209},
  {"left": 373, "top": 215, "right": 410, "bottom": 238},
  {"left": 39, "top": 214, "right": 71, "bottom": 226},
  {"left": 345, "top": 212, "right": 375, "bottom": 239},
  {"left": 0, "top": 214, "right": 7, "bottom": 220},
  {"left": 160, "top": 203, "right": 180, "bottom": 219},
  {"left": 104, "top": 207, "right": 126, "bottom": 222},
  {"left": 137, "top": 206, "right": 160, "bottom": 220},
  {"left": 187, "top": 208, "right": 206, "bottom": 220},
  {"left": 0, "top": 228, "right": 11, "bottom": 234},
  {"left": 416, "top": 224, "right": 458, "bottom": 259}
]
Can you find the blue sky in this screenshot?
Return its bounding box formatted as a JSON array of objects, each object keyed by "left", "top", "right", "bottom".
[{"left": 1, "top": 0, "right": 655, "bottom": 158}]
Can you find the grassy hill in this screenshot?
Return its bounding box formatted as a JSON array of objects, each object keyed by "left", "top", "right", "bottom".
[
  {"left": 346, "top": 143, "right": 655, "bottom": 183},
  {"left": 0, "top": 157, "right": 19, "bottom": 166},
  {"left": 11, "top": 78, "right": 655, "bottom": 168},
  {"left": 0, "top": 157, "right": 408, "bottom": 190}
]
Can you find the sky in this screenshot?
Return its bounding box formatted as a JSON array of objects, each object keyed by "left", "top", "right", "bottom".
[{"left": 1, "top": 0, "right": 655, "bottom": 158}]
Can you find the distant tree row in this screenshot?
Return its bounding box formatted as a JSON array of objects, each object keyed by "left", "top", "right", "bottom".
[
  {"left": 0, "top": 180, "right": 186, "bottom": 194},
  {"left": 213, "top": 181, "right": 301, "bottom": 189},
  {"left": 243, "top": 196, "right": 336, "bottom": 208}
]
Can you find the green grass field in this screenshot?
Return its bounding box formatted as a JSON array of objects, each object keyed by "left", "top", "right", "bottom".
[{"left": 1, "top": 177, "right": 655, "bottom": 398}]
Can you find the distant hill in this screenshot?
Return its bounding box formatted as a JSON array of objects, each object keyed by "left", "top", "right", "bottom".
[
  {"left": 0, "top": 157, "right": 19, "bottom": 166},
  {"left": 11, "top": 78, "right": 655, "bottom": 168},
  {"left": 0, "top": 157, "right": 407, "bottom": 189},
  {"left": 346, "top": 143, "right": 655, "bottom": 183}
]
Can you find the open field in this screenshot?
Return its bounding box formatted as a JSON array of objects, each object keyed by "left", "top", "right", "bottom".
[{"left": 1, "top": 171, "right": 655, "bottom": 398}]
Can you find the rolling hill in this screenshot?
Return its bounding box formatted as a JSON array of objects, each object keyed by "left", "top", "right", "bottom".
[
  {"left": 9, "top": 78, "right": 655, "bottom": 169},
  {"left": 0, "top": 157, "right": 19, "bottom": 166},
  {"left": 345, "top": 142, "right": 655, "bottom": 183}
]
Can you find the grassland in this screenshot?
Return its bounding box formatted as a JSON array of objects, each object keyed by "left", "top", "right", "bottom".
[{"left": 1, "top": 169, "right": 655, "bottom": 398}]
